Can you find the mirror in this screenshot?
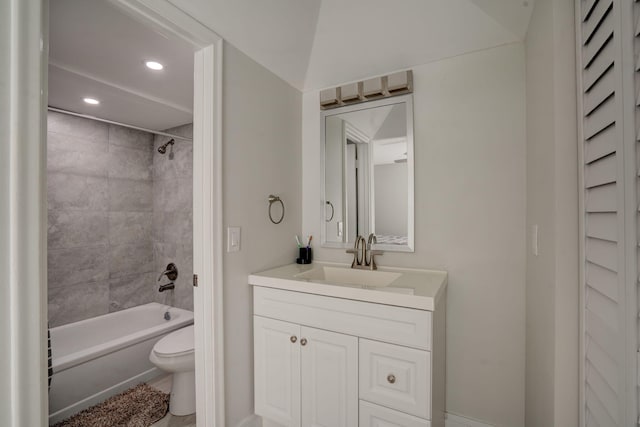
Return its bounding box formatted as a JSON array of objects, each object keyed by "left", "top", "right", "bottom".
[{"left": 321, "top": 94, "right": 414, "bottom": 252}]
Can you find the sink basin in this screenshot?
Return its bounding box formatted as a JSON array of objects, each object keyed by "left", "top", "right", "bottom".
[{"left": 294, "top": 266, "right": 401, "bottom": 288}]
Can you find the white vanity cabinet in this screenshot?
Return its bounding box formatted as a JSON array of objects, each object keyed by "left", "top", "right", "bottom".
[
  {"left": 251, "top": 263, "right": 446, "bottom": 427},
  {"left": 254, "top": 316, "right": 358, "bottom": 427}
]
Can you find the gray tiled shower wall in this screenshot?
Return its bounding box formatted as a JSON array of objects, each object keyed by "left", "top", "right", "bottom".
[{"left": 47, "top": 111, "right": 193, "bottom": 327}]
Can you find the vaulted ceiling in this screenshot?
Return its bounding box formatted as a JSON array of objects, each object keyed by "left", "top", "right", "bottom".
[
  {"left": 48, "top": 0, "right": 533, "bottom": 130},
  {"left": 168, "top": 0, "right": 534, "bottom": 91}
]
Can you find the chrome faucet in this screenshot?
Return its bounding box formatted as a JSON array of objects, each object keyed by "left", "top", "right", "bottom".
[
  {"left": 347, "top": 235, "right": 367, "bottom": 268},
  {"left": 346, "top": 233, "right": 383, "bottom": 270},
  {"left": 158, "top": 263, "right": 178, "bottom": 282},
  {"left": 365, "top": 233, "right": 382, "bottom": 270}
]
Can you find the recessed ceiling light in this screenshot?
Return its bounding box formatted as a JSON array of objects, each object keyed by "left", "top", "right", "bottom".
[
  {"left": 145, "top": 61, "right": 164, "bottom": 71},
  {"left": 83, "top": 97, "right": 100, "bottom": 105}
]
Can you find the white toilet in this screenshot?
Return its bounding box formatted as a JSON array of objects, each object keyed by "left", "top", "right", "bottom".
[{"left": 149, "top": 325, "right": 195, "bottom": 416}]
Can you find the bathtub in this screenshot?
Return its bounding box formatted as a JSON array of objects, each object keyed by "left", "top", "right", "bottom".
[{"left": 48, "top": 302, "right": 193, "bottom": 425}]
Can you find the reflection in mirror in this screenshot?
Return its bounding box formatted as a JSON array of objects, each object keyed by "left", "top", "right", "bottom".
[{"left": 321, "top": 95, "right": 414, "bottom": 252}]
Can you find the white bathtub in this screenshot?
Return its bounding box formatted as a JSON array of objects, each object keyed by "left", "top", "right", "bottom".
[{"left": 48, "top": 302, "right": 193, "bottom": 425}]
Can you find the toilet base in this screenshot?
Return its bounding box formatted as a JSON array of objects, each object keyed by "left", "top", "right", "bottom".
[{"left": 169, "top": 371, "right": 196, "bottom": 416}]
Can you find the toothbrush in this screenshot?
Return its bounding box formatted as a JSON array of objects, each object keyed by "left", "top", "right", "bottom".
[
  {"left": 295, "top": 235, "right": 302, "bottom": 248},
  {"left": 307, "top": 235, "right": 312, "bottom": 248}
]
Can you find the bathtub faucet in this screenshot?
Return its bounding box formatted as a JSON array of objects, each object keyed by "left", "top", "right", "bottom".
[
  {"left": 159, "top": 282, "right": 175, "bottom": 292},
  {"left": 158, "top": 263, "right": 178, "bottom": 281}
]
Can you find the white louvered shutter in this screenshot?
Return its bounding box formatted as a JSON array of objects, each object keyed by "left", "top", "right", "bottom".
[
  {"left": 578, "top": 0, "right": 639, "bottom": 425},
  {"left": 633, "top": 0, "right": 640, "bottom": 423}
]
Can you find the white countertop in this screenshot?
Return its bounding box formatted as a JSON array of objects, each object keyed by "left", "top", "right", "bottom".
[{"left": 249, "top": 262, "right": 447, "bottom": 311}]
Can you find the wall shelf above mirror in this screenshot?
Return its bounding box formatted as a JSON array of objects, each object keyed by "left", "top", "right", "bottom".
[{"left": 321, "top": 94, "right": 414, "bottom": 252}]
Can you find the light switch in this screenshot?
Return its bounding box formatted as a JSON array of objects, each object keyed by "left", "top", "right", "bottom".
[{"left": 227, "top": 226, "right": 241, "bottom": 252}]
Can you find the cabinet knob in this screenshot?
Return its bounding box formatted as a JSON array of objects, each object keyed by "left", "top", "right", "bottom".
[
  {"left": 300, "top": 338, "right": 307, "bottom": 346},
  {"left": 290, "top": 336, "right": 297, "bottom": 343},
  {"left": 387, "top": 374, "right": 396, "bottom": 384}
]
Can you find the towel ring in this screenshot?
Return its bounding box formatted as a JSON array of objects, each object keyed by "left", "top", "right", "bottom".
[
  {"left": 268, "top": 195, "right": 285, "bottom": 224},
  {"left": 325, "top": 201, "right": 335, "bottom": 222}
]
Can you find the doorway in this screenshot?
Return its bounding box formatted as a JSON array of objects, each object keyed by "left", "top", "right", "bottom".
[{"left": 44, "top": 1, "right": 224, "bottom": 426}]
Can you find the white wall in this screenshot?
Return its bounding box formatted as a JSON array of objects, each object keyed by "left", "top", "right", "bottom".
[
  {"left": 524, "top": 0, "right": 579, "bottom": 425},
  {"left": 222, "top": 43, "right": 302, "bottom": 427},
  {"left": 303, "top": 43, "right": 527, "bottom": 426}
]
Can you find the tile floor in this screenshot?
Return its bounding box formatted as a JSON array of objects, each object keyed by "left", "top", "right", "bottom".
[{"left": 149, "top": 375, "right": 196, "bottom": 427}]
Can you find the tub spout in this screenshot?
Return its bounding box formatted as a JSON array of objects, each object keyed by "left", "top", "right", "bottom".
[{"left": 159, "top": 282, "right": 175, "bottom": 292}]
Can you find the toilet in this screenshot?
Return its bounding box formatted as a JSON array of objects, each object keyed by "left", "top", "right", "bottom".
[{"left": 149, "top": 325, "right": 195, "bottom": 416}]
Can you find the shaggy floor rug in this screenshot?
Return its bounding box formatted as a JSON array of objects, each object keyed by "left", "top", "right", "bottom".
[{"left": 52, "top": 383, "right": 169, "bottom": 427}]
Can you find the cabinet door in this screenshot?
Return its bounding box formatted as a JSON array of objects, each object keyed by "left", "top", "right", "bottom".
[
  {"left": 300, "top": 326, "right": 358, "bottom": 427},
  {"left": 254, "top": 316, "right": 301, "bottom": 427}
]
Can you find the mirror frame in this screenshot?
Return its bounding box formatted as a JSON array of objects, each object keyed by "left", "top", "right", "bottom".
[{"left": 320, "top": 94, "right": 415, "bottom": 252}]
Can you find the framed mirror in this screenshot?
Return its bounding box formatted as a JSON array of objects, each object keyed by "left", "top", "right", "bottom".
[{"left": 321, "top": 94, "right": 414, "bottom": 252}]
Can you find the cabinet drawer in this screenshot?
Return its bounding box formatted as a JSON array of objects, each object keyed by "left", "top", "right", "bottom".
[
  {"left": 359, "top": 339, "right": 431, "bottom": 419},
  {"left": 254, "top": 286, "right": 432, "bottom": 350},
  {"left": 360, "top": 401, "right": 431, "bottom": 427}
]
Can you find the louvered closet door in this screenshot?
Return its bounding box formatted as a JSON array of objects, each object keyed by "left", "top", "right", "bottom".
[
  {"left": 633, "top": 0, "right": 640, "bottom": 421},
  {"left": 579, "top": 0, "right": 633, "bottom": 425}
]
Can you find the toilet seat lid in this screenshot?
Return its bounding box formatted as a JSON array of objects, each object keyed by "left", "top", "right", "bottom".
[{"left": 154, "top": 325, "right": 194, "bottom": 356}]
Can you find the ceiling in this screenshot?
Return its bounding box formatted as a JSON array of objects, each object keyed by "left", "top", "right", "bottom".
[
  {"left": 168, "top": 0, "right": 534, "bottom": 91},
  {"left": 48, "top": 0, "right": 533, "bottom": 129},
  {"left": 48, "top": 0, "right": 195, "bottom": 130}
]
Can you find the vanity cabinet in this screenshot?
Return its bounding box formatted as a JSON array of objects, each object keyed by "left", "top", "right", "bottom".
[
  {"left": 254, "top": 316, "right": 358, "bottom": 427},
  {"left": 252, "top": 281, "right": 446, "bottom": 427}
]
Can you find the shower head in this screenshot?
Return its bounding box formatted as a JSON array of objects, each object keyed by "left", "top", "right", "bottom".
[{"left": 157, "top": 139, "right": 175, "bottom": 154}]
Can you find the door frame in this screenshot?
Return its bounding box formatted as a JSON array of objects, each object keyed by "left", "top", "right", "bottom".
[
  {"left": 0, "top": 1, "right": 225, "bottom": 426},
  {"left": 109, "top": 2, "right": 226, "bottom": 426}
]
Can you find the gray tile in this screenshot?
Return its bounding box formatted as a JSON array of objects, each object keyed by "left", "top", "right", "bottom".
[
  {"left": 153, "top": 138, "right": 192, "bottom": 181},
  {"left": 48, "top": 245, "right": 109, "bottom": 289},
  {"left": 163, "top": 211, "right": 192, "bottom": 244},
  {"left": 48, "top": 111, "right": 108, "bottom": 142},
  {"left": 48, "top": 210, "right": 108, "bottom": 249},
  {"left": 109, "top": 145, "right": 153, "bottom": 180},
  {"left": 153, "top": 242, "right": 177, "bottom": 273},
  {"left": 154, "top": 287, "right": 176, "bottom": 306},
  {"left": 48, "top": 281, "right": 109, "bottom": 327},
  {"left": 109, "top": 243, "right": 154, "bottom": 278},
  {"left": 109, "top": 272, "right": 157, "bottom": 312},
  {"left": 152, "top": 211, "right": 165, "bottom": 244},
  {"left": 109, "top": 125, "right": 153, "bottom": 151},
  {"left": 154, "top": 178, "right": 192, "bottom": 213},
  {"left": 109, "top": 178, "right": 153, "bottom": 212},
  {"left": 48, "top": 173, "right": 108, "bottom": 211},
  {"left": 152, "top": 240, "right": 192, "bottom": 311},
  {"left": 173, "top": 287, "right": 193, "bottom": 311},
  {"left": 48, "top": 131, "right": 108, "bottom": 154},
  {"left": 171, "top": 241, "right": 193, "bottom": 310},
  {"left": 109, "top": 212, "right": 153, "bottom": 246},
  {"left": 47, "top": 146, "right": 109, "bottom": 177}
]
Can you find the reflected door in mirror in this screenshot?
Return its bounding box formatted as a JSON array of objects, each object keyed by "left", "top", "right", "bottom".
[{"left": 321, "top": 94, "right": 414, "bottom": 252}]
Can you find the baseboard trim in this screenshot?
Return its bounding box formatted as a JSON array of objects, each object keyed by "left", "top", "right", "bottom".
[
  {"left": 246, "top": 412, "right": 494, "bottom": 427},
  {"left": 446, "top": 412, "right": 495, "bottom": 427},
  {"left": 236, "top": 414, "right": 261, "bottom": 427}
]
